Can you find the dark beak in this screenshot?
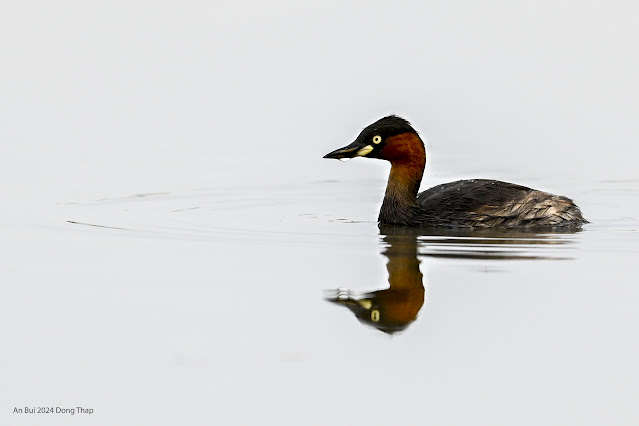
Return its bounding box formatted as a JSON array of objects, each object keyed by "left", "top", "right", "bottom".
[
  {"left": 323, "top": 140, "right": 365, "bottom": 159},
  {"left": 324, "top": 289, "right": 370, "bottom": 313}
]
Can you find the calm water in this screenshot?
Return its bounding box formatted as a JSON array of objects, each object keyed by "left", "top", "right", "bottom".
[
  {"left": 4, "top": 167, "right": 638, "bottom": 425},
  {"left": 3, "top": 1, "right": 639, "bottom": 424}
]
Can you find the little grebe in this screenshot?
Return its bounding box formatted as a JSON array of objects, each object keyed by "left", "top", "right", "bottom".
[{"left": 324, "top": 115, "right": 587, "bottom": 228}]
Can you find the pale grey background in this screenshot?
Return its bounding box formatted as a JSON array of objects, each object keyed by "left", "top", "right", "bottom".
[{"left": 2, "top": 1, "right": 638, "bottom": 425}]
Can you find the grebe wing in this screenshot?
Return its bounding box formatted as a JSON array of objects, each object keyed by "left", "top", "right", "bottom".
[
  {"left": 416, "top": 179, "right": 584, "bottom": 227},
  {"left": 417, "top": 179, "right": 531, "bottom": 208}
]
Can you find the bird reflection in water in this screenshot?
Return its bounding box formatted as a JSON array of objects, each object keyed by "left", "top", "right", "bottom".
[
  {"left": 326, "top": 225, "right": 582, "bottom": 334},
  {"left": 325, "top": 228, "right": 425, "bottom": 334}
]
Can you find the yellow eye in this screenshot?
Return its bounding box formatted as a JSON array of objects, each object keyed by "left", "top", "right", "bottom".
[
  {"left": 372, "top": 135, "right": 382, "bottom": 144},
  {"left": 371, "top": 310, "right": 380, "bottom": 322}
]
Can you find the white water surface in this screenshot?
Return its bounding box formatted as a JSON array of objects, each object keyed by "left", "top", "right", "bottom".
[{"left": 2, "top": 1, "right": 639, "bottom": 425}]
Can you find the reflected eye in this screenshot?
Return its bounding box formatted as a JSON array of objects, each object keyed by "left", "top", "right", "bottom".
[
  {"left": 372, "top": 135, "right": 382, "bottom": 144},
  {"left": 371, "top": 310, "right": 380, "bottom": 322}
]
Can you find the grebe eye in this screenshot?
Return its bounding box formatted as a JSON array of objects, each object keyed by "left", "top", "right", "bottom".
[
  {"left": 371, "top": 310, "right": 380, "bottom": 322},
  {"left": 372, "top": 135, "right": 382, "bottom": 144}
]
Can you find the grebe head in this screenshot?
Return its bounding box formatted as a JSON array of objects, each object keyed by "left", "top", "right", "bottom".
[{"left": 323, "top": 115, "right": 423, "bottom": 163}]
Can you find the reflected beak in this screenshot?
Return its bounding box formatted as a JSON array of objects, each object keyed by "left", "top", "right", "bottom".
[
  {"left": 323, "top": 141, "right": 372, "bottom": 159},
  {"left": 324, "top": 289, "right": 373, "bottom": 312}
]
